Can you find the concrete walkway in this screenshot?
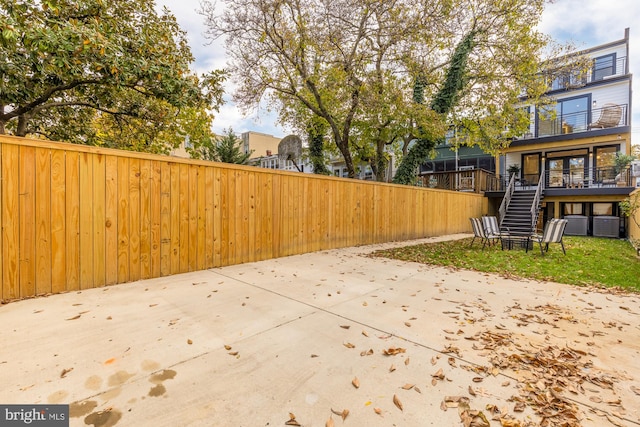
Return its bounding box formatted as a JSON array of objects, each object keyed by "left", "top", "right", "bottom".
[{"left": 1, "top": 234, "right": 639, "bottom": 427}]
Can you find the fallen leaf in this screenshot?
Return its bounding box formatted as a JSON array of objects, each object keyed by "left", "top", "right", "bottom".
[
  {"left": 343, "top": 342, "right": 355, "bottom": 349},
  {"left": 383, "top": 347, "right": 406, "bottom": 356},
  {"left": 331, "top": 409, "right": 349, "bottom": 421},
  {"left": 404, "top": 322, "right": 412, "bottom": 327},
  {"left": 393, "top": 394, "right": 403, "bottom": 411},
  {"left": 285, "top": 413, "right": 301, "bottom": 426},
  {"left": 326, "top": 416, "right": 334, "bottom": 427},
  {"left": 352, "top": 377, "right": 360, "bottom": 389},
  {"left": 362, "top": 330, "right": 369, "bottom": 337},
  {"left": 66, "top": 314, "right": 81, "bottom": 320},
  {"left": 414, "top": 386, "right": 422, "bottom": 394},
  {"left": 360, "top": 349, "right": 374, "bottom": 356},
  {"left": 340, "top": 325, "right": 351, "bottom": 329},
  {"left": 389, "top": 364, "right": 396, "bottom": 373},
  {"left": 374, "top": 407, "right": 383, "bottom": 416},
  {"left": 224, "top": 345, "right": 232, "bottom": 350},
  {"left": 187, "top": 339, "right": 193, "bottom": 345},
  {"left": 228, "top": 351, "right": 238, "bottom": 356},
  {"left": 60, "top": 368, "right": 73, "bottom": 378},
  {"left": 404, "top": 357, "right": 410, "bottom": 366},
  {"left": 631, "top": 385, "right": 640, "bottom": 395},
  {"left": 401, "top": 383, "right": 414, "bottom": 390},
  {"left": 310, "top": 354, "right": 319, "bottom": 358}
]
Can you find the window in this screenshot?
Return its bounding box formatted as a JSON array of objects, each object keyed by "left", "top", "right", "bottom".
[
  {"left": 563, "top": 203, "right": 583, "bottom": 215},
  {"left": 537, "top": 95, "right": 590, "bottom": 136},
  {"left": 592, "top": 54, "right": 616, "bottom": 81},
  {"left": 550, "top": 69, "right": 587, "bottom": 91},
  {"left": 522, "top": 154, "right": 540, "bottom": 184},
  {"left": 592, "top": 203, "right": 613, "bottom": 216}
]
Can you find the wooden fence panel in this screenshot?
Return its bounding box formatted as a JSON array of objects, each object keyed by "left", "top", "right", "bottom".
[
  {"left": 92, "top": 154, "right": 106, "bottom": 288},
  {"left": 51, "top": 150, "right": 66, "bottom": 293},
  {"left": 35, "top": 148, "right": 52, "bottom": 295},
  {"left": 0, "top": 135, "right": 488, "bottom": 301}
]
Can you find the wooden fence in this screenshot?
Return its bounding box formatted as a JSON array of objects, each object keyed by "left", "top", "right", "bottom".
[
  {"left": 0, "top": 135, "right": 487, "bottom": 301},
  {"left": 629, "top": 189, "right": 640, "bottom": 249}
]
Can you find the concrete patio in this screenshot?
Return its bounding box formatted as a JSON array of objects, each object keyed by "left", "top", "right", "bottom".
[{"left": 1, "top": 234, "right": 639, "bottom": 426}]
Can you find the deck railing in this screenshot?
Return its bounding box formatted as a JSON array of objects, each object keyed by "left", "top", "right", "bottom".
[
  {"left": 417, "top": 169, "right": 496, "bottom": 193},
  {"left": 421, "top": 166, "right": 634, "bottom": 194}
]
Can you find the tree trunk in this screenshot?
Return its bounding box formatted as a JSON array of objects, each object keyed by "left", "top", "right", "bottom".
[{"left": 16, "top": 114, "right": 29, "bottom": 137}]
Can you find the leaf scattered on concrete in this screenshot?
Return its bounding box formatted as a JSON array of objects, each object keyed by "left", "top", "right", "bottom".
[
  {"left": 393, "top": 394, "right": 403, "bottom": 411},
  {"left": 285, "top": 412, "right": 300, "bottom": 426},
  {"left": 382, "top": 347, "right": 406, "bottom": 356}
]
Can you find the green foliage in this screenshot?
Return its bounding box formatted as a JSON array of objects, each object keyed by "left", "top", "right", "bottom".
[
  {"left": 206, "top": 0, "right": 549, "bottom": 180},
  {"left": 197, "top": 128, "right": 252, "bottom": 165},
  {"left": 306, "top": 117, "right": 331, "bottom": 175},
  {"left": 373, "top": 237, "right": 640, "bottom": 291},
  {"left": 0, "top": 0, "right": 225, "bottom": 152},
  {"left": 393, "top": 31, "right": 476, "bottom": 185},
  {"left": 614, "top": 153, "right": 636, "bottom": 173},
  {"left": 430, "top": 31, "right": 476, "bottom": 115}
]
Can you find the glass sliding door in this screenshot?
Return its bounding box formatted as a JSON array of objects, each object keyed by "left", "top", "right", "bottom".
[
  {"left": 568, "top": 157, "right": 585, "bottom": 187},
  {"left": 548, "top": 159, "right": 564, "bottom": 187},
  {"left": 522, "top": 154, "right": 540, "bottom": 186}
]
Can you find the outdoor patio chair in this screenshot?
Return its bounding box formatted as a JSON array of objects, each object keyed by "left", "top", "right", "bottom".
[
  {"left": 469, "top": 218, "right": 487, "bottom": 248},
  {"left": 481, "top": 216, "right": 505, "bottom": 249},
  {"left": 588, "top": 103, "right": 622, "bottom": 129},
  {"left": 527, "top": 218, "right": 569, "bottom": 256}
]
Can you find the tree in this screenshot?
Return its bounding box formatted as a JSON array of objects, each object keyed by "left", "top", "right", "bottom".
[
  {"left": 202, "top": 0, "right": 450, "bottom": 178},
  {"left": 203, "top": 0, "right": 552, "bottom": 182},
  {"left": 393, "top": 30, "right": 477, "bottom": 184},
  {"left": 0, "top": 0, "right": 225, "bottom": 152},
  {"left": 197, "top": 128, "right": 252, "bottom": 165}
]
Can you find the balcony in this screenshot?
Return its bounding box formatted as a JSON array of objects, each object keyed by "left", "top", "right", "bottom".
[
  {"left": 547, "top": 56, "right": 628, "bottom": 91},
  {"left": 419, "top": 166, "right": 636, "bottom": 199},
  {"left": 514, "top": 103, "right": 629, "bottom": 142},
  {"left": 485, "top": 166, "right": 635, "bottom": 193}
]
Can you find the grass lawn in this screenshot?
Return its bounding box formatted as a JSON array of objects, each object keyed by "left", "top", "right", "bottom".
[{"left": 371, "top": 236, "right": 640, "bottom": 292}]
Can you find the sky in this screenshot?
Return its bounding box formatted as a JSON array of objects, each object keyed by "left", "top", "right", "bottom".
[{"left": 156, "top": 0, "right": 640, "bottom": 144}]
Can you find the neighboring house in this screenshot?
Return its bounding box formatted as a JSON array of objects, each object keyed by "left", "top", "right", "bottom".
[
  {"left": 252, "top": 151, "right": 314, "bottom": 173},
  {"left": 492, "top": 28, "right": 635, "bottom": 237},
  {"left": 242, "top": 131, "right": 282, "bottom": 160},
  {"left": 169, "top": 135, "right": 194, "bottom": 159}
]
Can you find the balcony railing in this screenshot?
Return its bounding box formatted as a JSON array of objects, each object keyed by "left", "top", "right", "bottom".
[
  {"left": 515, "top": 104, "right": 629, "bottom": 141},
  {"left": 417, "top": 169, "right": 495, "bottom": 193},
  {"left": 420, "top": 167, "right": 634, "bottom": 194},
  {"left": 494, "top": 167, "right": 633, "bottom": 191},
  {"left": 547, "top": 56, "right": 627, "bottom": 91}
]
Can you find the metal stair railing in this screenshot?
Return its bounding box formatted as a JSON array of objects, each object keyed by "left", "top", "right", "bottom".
[
  {"left": 499, "top": 174, "right": 516, "bottom": 229},
  {"left": 530, "top": 174, "right": 544, "bottom": 233}
]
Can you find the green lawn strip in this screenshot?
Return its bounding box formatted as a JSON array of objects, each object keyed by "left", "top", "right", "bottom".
[{"left": 371, "top": 236, "right": 640, "bottom": 291}]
